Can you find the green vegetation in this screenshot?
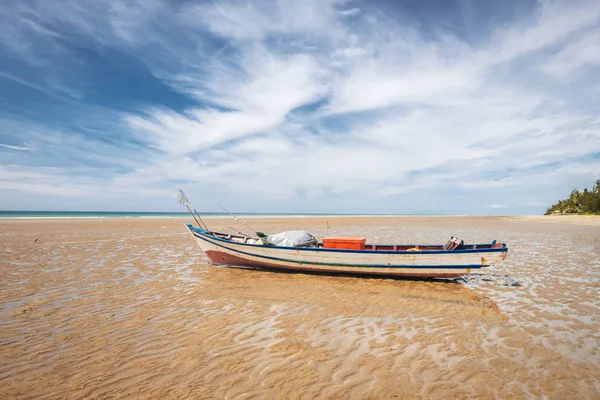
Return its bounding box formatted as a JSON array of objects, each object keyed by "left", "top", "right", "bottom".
[{"left": 545, "top": 179, "right": 600, "bottom": 215}]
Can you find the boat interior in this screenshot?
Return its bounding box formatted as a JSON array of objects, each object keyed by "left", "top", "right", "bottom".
[{"left": 204, "top": 230, "right": 504, "bottom": 251}]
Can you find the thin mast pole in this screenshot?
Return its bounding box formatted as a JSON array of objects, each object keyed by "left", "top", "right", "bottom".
[
  {"left": 186, "top": 204, "right": 207, "bottom": 230},
  {"left": 227, "top": 226, "right": 253, "bottom": 238},
  {"left": 217, "top": 203, "right": 258, "bottom": 236},
  {"left": 177, "top": 189, "right": 209, "bottom": 231},
  {"left": 192, "top": 207, "right": 208, "bottom": 231}
]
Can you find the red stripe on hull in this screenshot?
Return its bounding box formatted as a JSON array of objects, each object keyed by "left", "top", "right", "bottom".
[{"left": 205, "top": 250, "right": 466, "bottom": 278}]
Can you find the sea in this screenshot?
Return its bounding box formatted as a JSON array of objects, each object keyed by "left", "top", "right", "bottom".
[{"left": 0, "top": 211, "right": 393, "bottom": 219}]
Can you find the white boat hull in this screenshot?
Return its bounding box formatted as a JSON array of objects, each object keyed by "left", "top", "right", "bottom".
[{"left": 186, "top": 225, "right": 508, "bottom": 278}]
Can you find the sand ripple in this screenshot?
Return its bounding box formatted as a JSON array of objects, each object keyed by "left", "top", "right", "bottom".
[{"left": 1, "top": 217, "right": 599, "bottom": 399}]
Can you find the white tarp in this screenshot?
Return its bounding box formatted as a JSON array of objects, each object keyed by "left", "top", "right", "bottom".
[{"left": 261, "top": 231, "right": 318, "bottom": 247}]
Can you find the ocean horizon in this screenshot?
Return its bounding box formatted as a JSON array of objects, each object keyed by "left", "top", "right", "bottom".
[{"left": 0, "top": 210, "right": 416, "bottom": 219}]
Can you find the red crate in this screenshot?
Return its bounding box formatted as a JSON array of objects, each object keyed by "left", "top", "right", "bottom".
[{"left": 322, "top": 237, "right": 366, "bottom": 250}]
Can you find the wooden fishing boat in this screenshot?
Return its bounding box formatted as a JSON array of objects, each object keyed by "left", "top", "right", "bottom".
[{"left": 185, "top": 224, "right": 508, "bottom": 278}]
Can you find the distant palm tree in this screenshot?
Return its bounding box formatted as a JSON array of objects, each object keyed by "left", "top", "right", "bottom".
[{"left": 544, "top": 178, "right": 600, "bottom": 215}]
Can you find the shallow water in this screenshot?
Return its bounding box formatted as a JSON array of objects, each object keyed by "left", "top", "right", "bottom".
[{"left": 1, "top": 217, "right": 599, "bottom": 399}]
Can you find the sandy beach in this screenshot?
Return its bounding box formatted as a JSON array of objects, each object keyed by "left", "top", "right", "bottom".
[
  {"left": 506, "top": 215, "right": 600, "bottom": 226},
  {"left": 1, "top": 216, "right": 599, "bottom": 399}
]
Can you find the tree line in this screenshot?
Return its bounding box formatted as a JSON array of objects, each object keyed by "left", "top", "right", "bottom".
[{"left": 545, "top": 179, "right": 600, "bottom": 215}]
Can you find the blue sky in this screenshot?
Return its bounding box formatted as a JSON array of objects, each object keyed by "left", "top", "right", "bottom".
[{"left": 1, "top": 0, "right": 599, "bottom": 214}]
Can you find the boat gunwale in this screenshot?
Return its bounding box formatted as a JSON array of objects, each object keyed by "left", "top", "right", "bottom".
[
  {"left": 193, "top": 231, "right": 486, "bottom": 269},
  {"left": 186, "top": 224, "right": 508, "bottom": 255}
]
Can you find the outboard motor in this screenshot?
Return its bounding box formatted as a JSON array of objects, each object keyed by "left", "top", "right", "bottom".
[{"left": 443, "top": 236, "right": 464, "bottom": 250}]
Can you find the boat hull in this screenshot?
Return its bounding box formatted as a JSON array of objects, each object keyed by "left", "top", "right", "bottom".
[{"left": 186, "top": 225, "right": 508, "bottom": 278}]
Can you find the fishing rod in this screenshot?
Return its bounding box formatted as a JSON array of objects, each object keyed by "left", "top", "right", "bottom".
[
  {"left": 227, "top": 226, "right": 253, "bottom": 238},
  {"left": 217, "top": 203, "right": 259, "bottom": 237},
  {"left": 177, "top": 189, "right": 209, "bottom": 231}
]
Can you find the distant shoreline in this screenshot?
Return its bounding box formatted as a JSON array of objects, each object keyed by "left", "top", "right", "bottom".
[{"left": 505, "top": 215, "right": 600, "bottom": 226}]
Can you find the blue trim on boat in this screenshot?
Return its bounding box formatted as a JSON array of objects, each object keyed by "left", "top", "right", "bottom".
[
  {"left": 186, "top": 224, "right": 507, "bottom": 255},
  {"left": 189, "top": 229, "right": 484, "bottom": 270}
]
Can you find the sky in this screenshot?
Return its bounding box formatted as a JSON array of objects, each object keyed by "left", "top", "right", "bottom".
[{"left": 0, "top": 0, "right": 599, "bottom": 215}]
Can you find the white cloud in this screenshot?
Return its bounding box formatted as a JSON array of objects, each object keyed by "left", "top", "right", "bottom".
[
  {"left": 0, "top": 0, "right": 599, "bottom": 214},
  {"left": 484, "top": 204, "right": 506, "bottom": 209},
  {"left": 338, "top": 8, "right": 360, "bottom": 16},
  {"left": 181, "top": 0, "right": 341, "bottom": 41},
  {"left": 489, "top": 0, "right": 600, "bottom": 64},
  {"left": 127, "top": 48, "right": 327, "bottom": 155},
  {"left": 0, "top": 143, "right": 28, "bottom": 151},
  {"left": 541, "top": 29, "right": 600, "bottom": 77}
]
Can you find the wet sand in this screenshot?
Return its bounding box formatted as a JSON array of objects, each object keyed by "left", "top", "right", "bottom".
[{"left": 1, "top": 216, "right": 599, "bottom": 399}]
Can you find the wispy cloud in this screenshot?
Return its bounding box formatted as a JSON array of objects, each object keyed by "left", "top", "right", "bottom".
[
  {"left": 0, "top": 143, "right": 28, "bottom": 151},
  {"left": 338, "top": 8, "right": 360, "bottom": 16},
  {"left": 541, "top": 29, "right": 600, "bottom": 77},
  {"left": 484, "top": 204, "right": 506, "bottom": 209},
  {"left": 0, "top": 0, "right": 599, "bottom": 213}
]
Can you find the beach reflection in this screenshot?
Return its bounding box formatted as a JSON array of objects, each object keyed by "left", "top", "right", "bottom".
[{"left": 203, "top": 265, "right": 503, "bottom": 318}]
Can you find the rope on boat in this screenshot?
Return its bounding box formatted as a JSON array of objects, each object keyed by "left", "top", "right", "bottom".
[{"left": 455, "top": 273, "right": 520, "bottom": 287}]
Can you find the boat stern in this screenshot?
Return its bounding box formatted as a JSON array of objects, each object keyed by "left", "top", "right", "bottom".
[{"left": 480, "top": 242, "right": 508, "bottom": 266}]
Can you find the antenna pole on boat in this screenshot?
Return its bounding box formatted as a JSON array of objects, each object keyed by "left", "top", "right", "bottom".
[
  {"left": 177, "top": 189, "right": 208, "bottom": 230},
  {"left": 227, "top": 226, "right": 253, "bottom": 238},
  {"left": 217, "top": 203, "right": 258, "bottom": 237},
  {"left": 191, "top": 206, "right": 208, "bottom": 230}
]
